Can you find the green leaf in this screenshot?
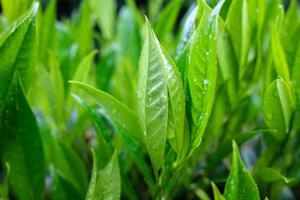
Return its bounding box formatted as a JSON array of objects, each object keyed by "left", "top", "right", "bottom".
[
  {"left": 263, "top": 79, "right": 295, "bottom": 141},
  {"left": 206, "top": 130, "right": 264, "bottom": 171},
  {"left": 225, "top": 0, "right": 249, "bottom": 78},
  {"left": 71, "top": 94, "right": 155, "bottom": 188},
  {"left": 0, "top": 3, "right": 38, "bottom": 115},
  {"left": 211, "top": 182, "right": 226, "bottom": 200},
  {"left": 257, "top": 168, "right": 293, "bottom": 184},
  {"left": 51, "top": 139, "right": 88, "bottom": 197},
  {"left": 138, "top": 18, "right": 186, "bottom": 170},
  {"left": 88, "top": 0, "right": 116, "bottom": 40},
  {"left": 76, "top": 0, "right": 94, "bottom": 57},
  {"left": 281, "top": 0, "right": 300, "bottom": 47},
  {"left": 67, "top": 50, "right": 97, "bottom": 115},
  {"left": 137, "top": 18, "right": 169, "bottom": 170},
  {"left": 116, "top": 6, "right": 141, "bottom": 70},
  {"left": 70, "top": 81, "right": 142, "bottom": 143},
  {"left": 187, "top": 0, "right": 224, "bottom": 155},
  {"left": 0, "top": 82, "right": 45, "bottom": 200},
  {"left": 85, "top": 149, "right": 99, "bottom": 200},
  {"left": 97, "top": 151, "right": 121, "bottom": 200},
  {"left": 1, "top": 0, "right": 34, "bottom": 21},
  {"left": 217, "top": 26, "right": 238, "bottom": 108},
  {"left": 165, "top": 51, "right": 186, "bottom": 164},
  {"left": 47, "top": 51, "right": 65, "bottom": 131},
  {"left": 176, "top": 5, "right": 197, "bottom": 59},
  {"left": 148, "top": 0, "right": 164, "bottom": 21},
  {"left": 110, "top": 6, "right": 141, "bottom": 110},
  {"left": 154, "top": 0, "right": 183, "bottom": 44},
  {"left": 224, "top": 141, "right": 260, "bottom": 200},
  {"left": 271, "top": 23, "right": 291, "bottom": 82},
  {"left": 51, "top": 166, "right": 82, "bottom": 200},
  {"left": 37, "top": 0, "right": 57, "bottom": 64}
]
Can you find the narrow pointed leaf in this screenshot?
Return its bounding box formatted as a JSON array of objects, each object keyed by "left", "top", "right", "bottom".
[
  {"left": 0, "top": 3, "right": 38, "bottom": 115},
  {"left": 212, "top": 182, "right": 226, "bottom": 200},
  {"left": 187, "top": 1, "right": 224, "bottom": 154},
  {"left": 88, "top": 0, "right": 116, "bottom": 39},
  {"left": 85, "top": 150, "right": 99, "bottom": 200},
  {"left": 224, "top": 141, "right": 260, "bottom": 200},
  {"left": 271, "top": 26, "right": 291, "bottom": 82},
  {"left": 70, "top": 81, "right": 142, "bottom": 142},
  {"left": 137, "top": 18, "right": 168, "bottom": 170},
  {"left": 51, "top": 166, "right": 82, "bottom": 200}
]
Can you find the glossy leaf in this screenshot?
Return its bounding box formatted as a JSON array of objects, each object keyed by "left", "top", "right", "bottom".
[
  {"left": 137, "top": 18, "right": 168, "bottom": 170},
  {"left": 187, "top": 0, "right": 224, "bottom": 155},
  {"left": 0, "top": 83, "right": 45, "bottom": 200},
  {"left": 85, "top": 150, "right": 99, "bottom": 200},
  {"left": 97, "top": 151, "right": 121, "bottom": 200},
  {"left": 0, "top": 3, "right": 38, "bottom": 115},
  {"left": 176, "top": 5, "right": 197, "bottom": 59},
  {"left": 224, "top": 141, "right": 260, "bottom": 200},
  {"left": 263, "top": 79, "right": 295, "bottom": 140}
]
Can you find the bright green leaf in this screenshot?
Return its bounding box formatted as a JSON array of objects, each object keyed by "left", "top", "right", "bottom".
[
  {"left": 88, "top": 0, "right": 116, "bottom": 40},
  {"left": 224, "top": 141, "right": 260, "bottom": 200},
  {"left": 212, "top": 182, "right": 226, "bottom": 200},
  {"left": 137, "top": 18, "right": 169, "bottom": 170},
  {"left": 70, "top": 81, "right": 142, "bottom": 143},
  {"left": 187, "top": 0, "right": 224, "bottom": 155},
  {"left": 97, "top": 151, "right": 121, "bottom": 200},
  {"left": 0, "top": 3, "right": 38, "bottom": 115},
  {"left": 263, "top": 79, "right": 295, "bottom": 140}
]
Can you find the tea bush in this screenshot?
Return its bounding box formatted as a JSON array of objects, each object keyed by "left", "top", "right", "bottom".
[{"left": 0, "top": 0, "right": 300, "bottom": 199}]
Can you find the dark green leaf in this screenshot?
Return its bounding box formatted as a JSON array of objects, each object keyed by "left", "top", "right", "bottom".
[
  {"left": 51, "top": 166, "right": 82, "bottom": 200},
  {"left": 0, "top": 82, "right": 45, "bottom": 200}
]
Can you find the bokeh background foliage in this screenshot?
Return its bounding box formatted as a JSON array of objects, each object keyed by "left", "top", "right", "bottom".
[{"left": 0, "top": 0, "right": 300, "bottom": 199}]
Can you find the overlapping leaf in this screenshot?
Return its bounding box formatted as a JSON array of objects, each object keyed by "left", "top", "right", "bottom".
[
  {"left": 138, "top": 18, "right": 186, "bottom": 170},
  {"left": 187, "top": 0, "right": 224, "bottom": 155},
  {"left": 263, "top": 79, "right": 295, "bottom": 140}
]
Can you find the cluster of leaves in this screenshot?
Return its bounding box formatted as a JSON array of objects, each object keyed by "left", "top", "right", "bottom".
[{"left": 0, "top": 0, "right": 300, "bottom": 199}]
